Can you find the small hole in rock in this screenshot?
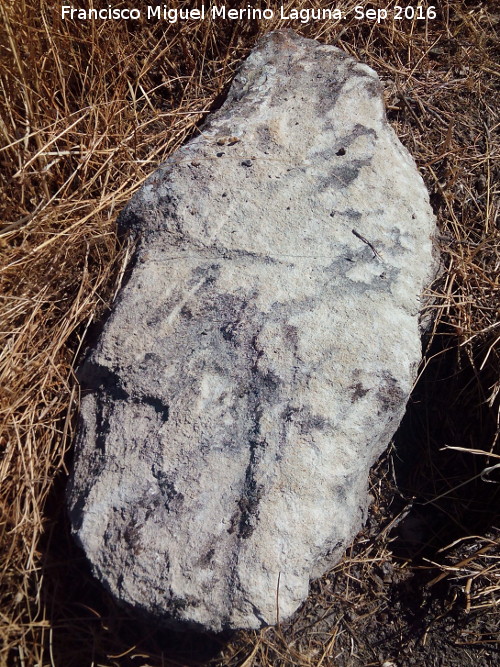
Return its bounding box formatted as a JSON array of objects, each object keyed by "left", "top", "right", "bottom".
[{"left": 336, "top": 148, "right": 346, "bottom": 156}]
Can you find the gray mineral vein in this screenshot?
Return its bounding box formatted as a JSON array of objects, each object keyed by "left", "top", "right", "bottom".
[{"left": 68, "top": 30, "right": 439, "bottom": 632}]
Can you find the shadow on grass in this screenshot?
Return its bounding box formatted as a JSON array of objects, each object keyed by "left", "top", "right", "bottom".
[{"left": 392, "top": 330, "right": 499, "bottom": 559}]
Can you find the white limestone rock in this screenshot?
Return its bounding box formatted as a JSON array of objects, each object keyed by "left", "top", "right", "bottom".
[{"left": 68, "top": 30, "right": 439, "bottom": 632}]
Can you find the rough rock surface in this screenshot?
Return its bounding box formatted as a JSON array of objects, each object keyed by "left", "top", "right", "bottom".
[{"left": 68, "top": 30, "right": 439, "bottom": 632}]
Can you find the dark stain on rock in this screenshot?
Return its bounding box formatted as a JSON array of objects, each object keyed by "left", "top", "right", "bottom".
[
  {"left": 260, "top": 370, "right": 280, "bottom": 392},
  {"left": 315, "top": 125, "right": 377, "bottom": 162},
  {"left": 282, "top": 404, "right": 299, "bottom": 422},
  {"left": 363, "top": 78, "right": 381, "bottom": 98},
  {"left": 198, "top": 548, "right": 215, "bottom": 567},
  {"left": 152, "top": 467, "right": 184, "bottom": 512},
  {"left": 236, "top": 437, "right": 265, "bottom": 539},
  {"left": 299, "top": 412, "right": 329, "bottom": 434},
  {"left": 124, "top": 519, "right": 143, "bottom": 555},
  {"left": 350, "top": 382, "right": 369, "bottom": 402},
  {"left": 231, "top": 332, "right": 279, "bottom": 540},
  {"left": 86, "top": 363, "right": 170, "bottom": 428},
  {"left": 237, "top": 481, "right": 263, "bottom": 539},
  {"left": 328, "top": 159, "right": 372, "bottom": 188},
  {"left": 220, "top": 321, "right": 238, "bottom": 344},
  {"left": 79, "top": 365, "right": 129, "bottom": 454},
  {"left": 377, "top": 372, "right": 406, "bottom": 413},
  {"left": 80, "top": 363, "right": 128, "bottom": 398},
  {"left": 343, "top": 208, "right": 363, "bottom": 222},
  {"left": 250, "top": 334, "right": 265, "bottom": 372},
  {"left": 180, "top": 305, "right": 193, "bottom": 319},
  {"left": 283, "top": 323, "right": 299, "bottom": 349},
  {"left": 142, "top": 395, "right": 169, "bottom": 422},
  {"left": 94, "top": 401, "right": 111, "bottom": 454}
]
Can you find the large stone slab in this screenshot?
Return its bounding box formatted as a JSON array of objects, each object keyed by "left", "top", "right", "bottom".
[{"left": 68, "top": 30, "right": 438, "bottom": 632}]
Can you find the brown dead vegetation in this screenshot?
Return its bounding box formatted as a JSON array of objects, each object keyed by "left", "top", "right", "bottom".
[{"left": 0, "top": 1, "right": 498, "bottom": 665}]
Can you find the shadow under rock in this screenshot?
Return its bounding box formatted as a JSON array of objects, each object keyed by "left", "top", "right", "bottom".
[{"left": 390, "top": 330, "right": 499, "bottom": 559}]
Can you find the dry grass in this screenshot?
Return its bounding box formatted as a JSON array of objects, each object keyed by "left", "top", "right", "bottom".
[{"left": 0, "top": 1, "right": 498, "bottom": 665}]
